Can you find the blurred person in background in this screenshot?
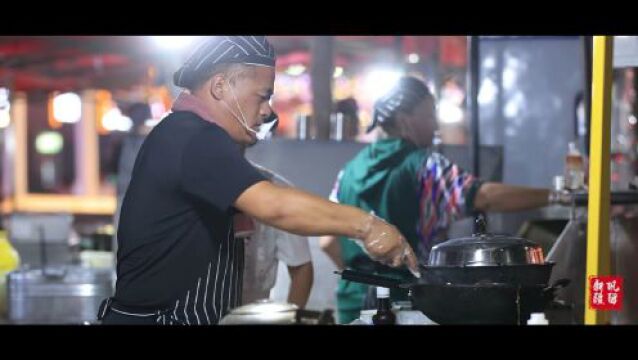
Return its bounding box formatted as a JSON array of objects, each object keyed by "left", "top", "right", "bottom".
[{"left": 320, "top": 76, "right": 572, "bottom": 323}]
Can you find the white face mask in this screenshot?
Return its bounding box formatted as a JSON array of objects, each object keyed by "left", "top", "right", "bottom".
[{"left": 255, "top": 119, "right": 276, "bottom": 140}]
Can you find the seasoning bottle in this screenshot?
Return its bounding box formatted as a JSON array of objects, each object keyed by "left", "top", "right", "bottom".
[{"left": 372, "top": 287, "right": 396, "bottom": 325}]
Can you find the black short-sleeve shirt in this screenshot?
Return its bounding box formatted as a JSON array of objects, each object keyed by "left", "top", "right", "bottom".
[{"left": 114, "top": 111, "right": 266, "bottom": 325}]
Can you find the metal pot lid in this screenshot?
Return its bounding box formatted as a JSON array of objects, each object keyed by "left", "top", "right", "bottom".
[
  {"left": 432, "top": 233, "right": 538, "bottom": 249},
  {"left": 428, "top": 215, "right": 545, "bottom": 267},
  {"left": 228, "top": 299, "right": 298, "bottom": 315}
]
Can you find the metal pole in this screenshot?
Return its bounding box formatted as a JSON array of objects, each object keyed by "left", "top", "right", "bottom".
[
  {"left": 584, "top": 35, "right": 613, "bottom": 325},
  {"left": 467, "top": 36, "right": 484, "bottom": 233},
  {"left": 583, "top": 36, "right": 593, "bottom": 156},
  {"left": 467, "top": 36, "right": 481, "bottom": 177},
  {"left": 310, "top": 36, "right": 334, "bottom": 140}
]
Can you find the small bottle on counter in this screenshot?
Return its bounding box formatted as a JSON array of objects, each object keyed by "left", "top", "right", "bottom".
[
  {"left": 565, "top": 142, "right": 585, "bottom": 190},
  {"left": 372, "top": 287, "right": 396, "bottom": 325}
]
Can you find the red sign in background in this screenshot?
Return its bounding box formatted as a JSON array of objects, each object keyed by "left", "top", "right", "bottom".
[{"left": 589, "top": 276, "right": 623, "bottom": 311}]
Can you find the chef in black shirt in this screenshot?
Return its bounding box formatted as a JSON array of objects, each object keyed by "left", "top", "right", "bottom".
[{"left": 98, "top": 36, "right": 419, "bottom": 325}]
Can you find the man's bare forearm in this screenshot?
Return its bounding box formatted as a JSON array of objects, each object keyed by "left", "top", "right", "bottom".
[
  {"left": 236, "top": 182, "right": 370, "bottom": 238},
  {"left": 474, "top": 182, "right": 550, "bottom": 212}
]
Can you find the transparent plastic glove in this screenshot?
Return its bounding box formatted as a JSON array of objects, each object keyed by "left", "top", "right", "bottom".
[
  {"left": 548, "top": 189, "right": 574, "bottom": 206},
  {"left": 354, "top": 213, "right": 421, "bottom": 278}
]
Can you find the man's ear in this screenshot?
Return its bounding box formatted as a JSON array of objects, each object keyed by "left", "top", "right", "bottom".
[{"left": 209, "top": 73, "right": 227, "bottom": 100}]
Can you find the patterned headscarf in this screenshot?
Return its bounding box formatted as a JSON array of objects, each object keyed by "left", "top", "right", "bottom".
[
  {"left": 173, "top": 36, "right": 276, "bottom": 89},
  {"left": 368, "top": 76, "right": 432, "bottom": 133}
]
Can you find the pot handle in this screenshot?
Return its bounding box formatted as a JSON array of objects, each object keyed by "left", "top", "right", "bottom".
[{"left": 335, "top": 269, "right": 404, "bottom": 289}]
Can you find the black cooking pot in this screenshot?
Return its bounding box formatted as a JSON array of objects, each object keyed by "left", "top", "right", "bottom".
[
  {"left": 418, "top": 263, "right": 554, "bottom": 286},
  {"left": 338, "top": 215, "right": 569, "bottom": 324},
  {"left": 338, "top": 269, "right": 569, "bottom": 325},
  {"left": 350, "top": 216, "right": 555, "bottom": 287}
]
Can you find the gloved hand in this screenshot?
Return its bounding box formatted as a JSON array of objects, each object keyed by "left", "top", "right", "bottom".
[
  {"left": 354, "top": 213, "right": 421, "bottom": 278},
  {"left": 548, "top": 189, "right": 574, "bottom": 206}
]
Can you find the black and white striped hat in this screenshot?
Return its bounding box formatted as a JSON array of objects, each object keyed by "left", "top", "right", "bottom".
[
  {"left": 173, "top": 36, "right": 276, "bottom": 89},
  {"left": 368, "top": 76, "right": 432, "bottom": 133}
]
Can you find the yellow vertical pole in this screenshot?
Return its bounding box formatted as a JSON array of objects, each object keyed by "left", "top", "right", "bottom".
[{"left": 585, "top": 36, "right": 613, "bottom": 325}]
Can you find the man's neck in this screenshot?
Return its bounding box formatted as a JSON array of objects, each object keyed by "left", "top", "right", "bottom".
[{"left": 174, "top": 91, "right": 231, "bottom": 130}]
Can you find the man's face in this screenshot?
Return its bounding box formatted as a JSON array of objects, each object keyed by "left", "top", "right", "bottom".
[
  {"left": 400, "top": 97, "right": 438, "bottom": 147},
  {"left": 224, "top": 66, "right": 275, "bottom": 146}
]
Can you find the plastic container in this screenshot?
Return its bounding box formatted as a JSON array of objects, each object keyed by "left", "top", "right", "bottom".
[{"left": 527, "top": 312, "right": 549, "bottom": 325}]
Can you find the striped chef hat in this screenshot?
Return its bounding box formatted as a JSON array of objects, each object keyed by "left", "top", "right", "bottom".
[
  {"left": 173, "top": 36, "right": 276, "bottom": 89},
  {"left": 368, "top": 76, "right": 432, "bottom": 133}
]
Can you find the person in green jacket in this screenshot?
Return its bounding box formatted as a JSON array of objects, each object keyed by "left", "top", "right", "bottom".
[{"left": 320, "top": 76, "right": 571, "bottom": 324}]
